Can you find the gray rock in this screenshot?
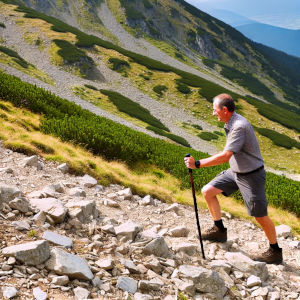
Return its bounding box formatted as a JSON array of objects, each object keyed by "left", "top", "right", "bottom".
[
  {"left": 3, "top": 286, "right": 18, "bottom": 299},
  {"left": 166, "top": 203, "right": 180, "bottom": 213},
  {"left": 11, "top": 220, "right": 30, "bottom": 231},
  {"left": 138, "top": 279, "right": 164, "bottom": 291},
  {"left": 29, "top": 198, "right": 67, "bottom": 224},
  {"left": 267, "top": 291, "right": 280, "bottom": 300},
  {"left": 0, "top": 185, "right": 22, "bottom": 204},
  {"left": 117, "top": 188, "right": 132, "bottom": 200},
  {"left": 41, "top": 187, "right": 60, "bottom": 198},
  {"left": 124, "top": 260, "right": 140, "bottom": 274},
  {"left": 169, "top": 226, "right": 189, "bottom": 237},
  {"left": 217, "top": 268, "right": 234, "bottom": 288},
  {"left": 0, "top": 167, "right": 13, "bottom": 173},
  {"left": 51, "top": 275, "right": 69, "bottom": 286},
  {"left": 247, "top": 275, "right": 261, "bottom": 287},
  {"left": 80, "top": 174, "right": 97, "bottom": 188},
  {"left": 100, "top": 224, "right": 115, "bottom": 234},
  {"left": 57, "top": 163, "right": 69, "bottom": 174},
  {"left": 225, "top": 252, "right": 269, "bottom": 281},
  {"left": 251, "top": 287, "right": 268, "bottom": 297},
  {"left": 95, "top": 259, "right": 114, "bottom": 270},
  {"left": 173, "top": 278, "right": 195, "bottom": 296},
  {"left": 117, "top": 276, "right": 138, "bottom": 294},
  {"left": 209, "top": 260, "right": 232, "bottom": 274},
  {"left": 139, "top": 195, "right": 153, "bottom": 206},
  {"left": 178, "top": 265, "right": 226, "bottom": 298},
  {"left": 42, "top": 231, "right": 73, "bottom": 248},
  {"left": 104, "top": 199, "right": 120, "bottom": 208},
  {"left": 9, "top": 197, "right": 29, "bottom": 213},
  {"left": 99, "top": 282, "right": 111, "bottom": 292},
  {"left": 65, "top": 200, "right": 98, "bottom": 223},
  {"left": 143, "top": 237, "right": 170, "bottom": 258},
  {"left": 48, "top": 183, "right": 65, "bottom": 193},
  {"left": 134, "top": 292, "right": 153, "bottom": 300},
  {"left": 92, "top": 277, "right": 103, "bottom": 287},
  {"left": 144, "top": 258, "right": 163, "bottom": 274},
  {"left": 23, "top": 155, "right": 38, "bottom": 168},
  {"left": 45, "top": 248, "right": 94, "bottom": 280},
  {"left": 33, "top": 211, "right": 46, "bottom": 227},
  {"left": 174, "top": 243, "right": 198, "bottom": 255},
  {"left": 74, "top": 286, "right": 89, "bottom": 300},
  {"left": 276, "top": 224, "right": 292, "bottom": 238},
  {"left": 2, "top": 240, "right": 50, "bottom": 266},
  {"left": 33, "top": 287, "right": 47, "bottom": 300},
  {"left": 163, "top": 296, "right": 174, "bottom": 300},
  {"left": 69, "top": 187, "right": 86, "bottom": 197},
  {"left": 289, "top": 241, "right": 300, "bottom": 249},
  {"left": 115, "top": 221, "right": 143, "bottom": 241}
]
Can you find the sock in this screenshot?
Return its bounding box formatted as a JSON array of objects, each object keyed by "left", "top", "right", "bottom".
[
  {"left": 214, "top": 219, "right": 226, "bottom": 232},
  {"left": 270, "top": 242, "right": 280, "bottom": 250}
]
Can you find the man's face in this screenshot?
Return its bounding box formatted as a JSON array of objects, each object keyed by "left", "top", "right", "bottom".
[{"left": 213, "top": 100, "right": 226, "bottom": 122}]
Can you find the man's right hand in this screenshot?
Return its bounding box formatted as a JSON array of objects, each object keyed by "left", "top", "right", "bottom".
[{"left": 184, "top": 156, "right": 196, "bottom": 169}]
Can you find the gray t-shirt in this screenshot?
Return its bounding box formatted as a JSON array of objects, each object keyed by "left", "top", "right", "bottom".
[{"left": 224, "top": 112, "right": 264, "bottom": 173}]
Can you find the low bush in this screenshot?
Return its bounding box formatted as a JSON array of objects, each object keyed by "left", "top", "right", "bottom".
[
  {"left": 202, "top": 58, "right": 215, "bottom": 68},
  {"left": 213, "top": 130, "right": 224, "bottom": 136},
  {"left": 139, "top": 74, "right": 150, "bottom": 80},
  {"left": 0, "top": 22, "right": 6, "bottom": 28},
  {"left": 31, "top": 141, "right": 55, "bottom": 154},
  {"left": 0, "top": 45, "right": 29, "bottom": 68},
  {"left": 100, "top": 89, "right": 169, "bottom": 131},
  {"left": 198, "top": 132, "right": 219, "bottom": 141},
  {"left": 84, "top": 84, "right": 98, "bottom": 91},
  {"left": 108, "top": 58, "right": 130, "bottom": 70},
  {"left": 146, "top": 126, "right": 190, "bottom": 147},
  {"left": 256, "top": 128, "right": 300, "bottom": 150},
  {"left": 153, "top": 85, "right": 168, "bottom": 96},
  {"left": 192, "top": 124, "right": 202, "bottom": 130},
  {"left": 176, "top": 83, "right": 191, "bottom": 94},
  {"left": 142, "top": 0, "right": 153, "bottom": 8}
]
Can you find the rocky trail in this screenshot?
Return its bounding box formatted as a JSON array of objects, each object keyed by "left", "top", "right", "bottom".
[{"left": 1, "top": 143, "right": 300, "bottom": 300}]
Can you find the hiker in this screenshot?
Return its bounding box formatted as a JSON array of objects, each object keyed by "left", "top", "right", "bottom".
[{"left": 184, "top": 93, "right": 282, "bottom": 264}]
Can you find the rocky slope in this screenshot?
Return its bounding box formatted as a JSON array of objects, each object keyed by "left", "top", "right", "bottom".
[{"left": 0, "top": 143, "right": 300, "bottom": 300}]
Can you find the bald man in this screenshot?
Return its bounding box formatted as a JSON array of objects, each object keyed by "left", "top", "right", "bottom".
[{"left": 184, "top": 94, "right": 282, "bottom": 264}]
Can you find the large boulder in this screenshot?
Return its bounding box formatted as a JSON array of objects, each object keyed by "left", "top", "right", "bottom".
[
  {"left": 45, "top": 248, "right": 94, "bottom": 280},
  {"left": 143, "top": 237, "right": 170, "bottom": 258},
  {"left": 178, "top": 265, "right": 227, "bottom": 299},
  {"left": 225, "top": 252, "right": 269, "bottom": 281},
  {"left": 2, "top": 240, "right": 50, "bottom": 266},
  {"left": 9, "top": 197, "right": 29, "bottom": 213},
  {"left": 0, "top": 185, "right": 22, "bottom": 204},
  {"left": 114, "top": 221, "right": 143, "bottom": 241},
  {"left": 28, "top": 198, "right": 68, "bottom": 224},
  {"left": 65, "top": 200, "right": 98, "bottom": 223}
]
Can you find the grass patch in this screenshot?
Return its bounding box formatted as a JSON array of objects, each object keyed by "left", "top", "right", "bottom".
[
  {"left": 153, "top": 85, "right": 168, "bottom": 96},
  {"left": 198, "top": 131, "right": 219, "bottom": 141},
  {"left": 192, "top": 124, "right": 203, "bottom": 130},
  {"left": 108, "top": 57, "right": 130, "bottom": 71},
  {"left": 213, "top": 130, "right": 224, "bottom": 136},
  {"left": 84, "top": 84, "right": 98, "bottom": 91},
  {"left": 30, "top": 141, "right": 55, "bottom": 154}
]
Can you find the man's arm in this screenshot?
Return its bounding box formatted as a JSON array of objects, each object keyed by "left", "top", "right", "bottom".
[{"left": 184, "top": 150, "right": 234, "bottom": 169}]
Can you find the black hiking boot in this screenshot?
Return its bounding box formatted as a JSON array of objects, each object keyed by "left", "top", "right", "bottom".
[
  {"left": 253, "top": 247, "right": 283, "bottom": 264},
  {"left": 196, "top": 225, "right": 227, "bottom": 243}
]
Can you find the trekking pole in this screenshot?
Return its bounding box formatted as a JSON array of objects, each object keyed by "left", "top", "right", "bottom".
[{"left": 185, "top": 153, "right": 205, "bottom": 259}]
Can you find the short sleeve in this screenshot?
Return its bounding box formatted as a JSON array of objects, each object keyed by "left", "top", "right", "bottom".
[{"left": 224, "top": 126, "right": 245, "bottom": 153}]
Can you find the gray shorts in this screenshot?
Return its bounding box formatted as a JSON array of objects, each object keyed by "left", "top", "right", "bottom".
[{"left": 208, "top": 168, "right": 268, "bottom": 217}]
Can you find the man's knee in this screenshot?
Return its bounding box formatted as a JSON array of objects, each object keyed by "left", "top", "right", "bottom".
[{"left": 202, "top": 184, "right": 221, "bottom": 198}]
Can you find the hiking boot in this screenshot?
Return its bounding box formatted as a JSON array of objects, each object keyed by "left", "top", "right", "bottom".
[
  {"left": 253, "top": 247, "right": 283, "bottom": 264},
  {"left": 197, "top": 225, "right": 227, "bottom": 243}
]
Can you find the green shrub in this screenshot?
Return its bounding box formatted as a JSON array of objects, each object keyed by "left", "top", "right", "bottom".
[
  {"left": 0, "top": 45, "right": 29, "bottom": 68},
  {"left": 108, "top": 58, "right": 130, "bottom": 70},
  {"left": 100, "top": 89, "right": 169, "bottom": 131},
  {"left": 0, "top": 102, "right": 11, "bottom": 112},
  {"left": 53, "top": 39, "right": 91, "bottom": 63},
  {"left": 146, "top": 126, "right": 190, "bottom": 147},
  {"left": 0, "top": 22, "right": 6, "bottom": 28},
  {"left": 198, "top": 132, "right": 219, "bottom": 141},
  {"left": 139, "top": 73, "right": 150, "bottom": 80},
  {"left": 202, "top": 58, "right": 215, "bottom": 68},
  {"left": 149, "top": 26, "right": 160, "bottom": 36},
  {"left": 84, "top": 84, "right": 98, "bottom": 91},
  {"left": 192, "top": 124, "right": 202, "bottom": 130},
  {"left": 175, "top": 52, "right": 184, "bottom": 60},
  {"left": 125, "top": 7, "right": 145, "bottom": 20},
  {"left": 197, "top": 27, "right": 207, "bottom": 36},
  {"left": 142, "top": 0, "right": 153, "bottom": 8},
  {"left": 176, "top": 83, "right": 191, "bottom": 94},
  {"left": 213, "top": 130, "right": 224, "bottom": 136},
  {"left": 153, "top": 85, "right": 168, "bottom": 96},
  {"left": 256, "top": 128, "right": 300, "bottom": 150}
]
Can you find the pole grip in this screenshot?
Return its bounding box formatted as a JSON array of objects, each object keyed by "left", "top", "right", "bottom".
[{"left": 185, "top": 153, "right": 192, "bottom": 173}]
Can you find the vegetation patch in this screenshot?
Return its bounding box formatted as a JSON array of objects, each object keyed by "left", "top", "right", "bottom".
[
  {"left": 213, "top": 130, "right": 224, "bottom": 136},
  {"left": 153, "top": 85, "right": 168, "bottom": 96},
  {"left": 202, "top": 58, "right": 215, "bottom": 68},
  {"left": 192, "top": 124, "right": 202, "bottom": 130},
  {"left": 100, "top": 89, "right": 169, "bottom": 131},
  {"left": 146, "top": 126, "right": 190, "bottom": 147},
  {"left": 142, "top": 0, "right": 153, "bottom": 9},
  {"left": 198, "top": 131, "right": 219, "bottom": 141},
  {"left": 176, "top": 82, "right": 191, "bottom": 94},
  {"left": 256, "top": 128, "right": 300, "bottom": 150},
  {"left": 139, "top": 73, "right": 150, "bottom": 80},
  {"left": 30, "top": 141, "right": 55, "bottom": 154},
  {"left": 0, "top": 45, "right": 30, "bottom": 68},
  {"left": 0, "top": 22, "right": 6, "bottom": 28},
  {"left": 84, "top": 84, "right": 98, "bottom": 91},
  {"left": 108, "top": 57, "right": 130, "bottom": 71}
]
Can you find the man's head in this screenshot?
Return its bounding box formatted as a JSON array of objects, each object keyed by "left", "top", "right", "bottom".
[{"left": 213, "top": 94, "right": 235, "bottom": 123}]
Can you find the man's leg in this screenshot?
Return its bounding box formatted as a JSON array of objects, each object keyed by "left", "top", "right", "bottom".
[
  {"left": 255, "top": 216, "right": 277, "bottom": 244},
  {"left": 201, "top": 184, "right": 223, "bottom": 220}
]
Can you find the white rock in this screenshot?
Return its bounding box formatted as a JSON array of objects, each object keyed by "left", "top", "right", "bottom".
[
  {"left": 74, "top": 286, "right": 89, "bottom": 300},
  {"left": 117, "top": 188, "right": 132, "bottom": 200},
  {"left": 104, "top": 199, "right": 120, "bottom": 208},
  {"left": 3, "top": 286, "right": 18, "bottom": 299},
  {"left": 69, "top": 187, "right": 86, "bottom": 197},
  {"left": 11, "top": 220, "right": 30, "bottom": 230},
  {"left": 169, "top": 226, "right": 189, "bottom": 237},
  {"left": 0, "top": 185, "right": 22, "bottom": 204},
  {"left": 289, "top": 241, "right": 300, "bottom": 249},
  {"left": 57, "top": 163, "right": 69, "bottom": 174},
  {"left": 143, "top": 237, "right": 170, "bottom": 258},
  {"left": 0, "top": 167, "right": 13, "bottom": 173},
  {"left": 80, "top": 174, "right": 97, "bottom": 187},
  {"left": 247, "top": 275, "right": 261, "bottom": 287},
  {"left": 251, "top": 287, "right": 268, "bottom": 297},
  {"left": 115, "top": 221, "right": 143, "bottom": 241},
  {"left": 275, "top": 224, "right": 293, "bottom": 238},
  {"left": 42, "top": 231, "right": 73, "bottom": 248},
  {"left": 65, "top": 200, "right": 98, "bottom": 223},
  {"left": 134, "top": 292, "right": 153, "bottom": 300},
  {"left": 9, "top": 197, "right": 29, "bottom": 213},
  {"left": 174, "top": 243, "right": 198, "bottom": 256},
  {"left": 166, "top": 203, "right": 180, "bottom": 213},
  {"left": 51, "top": 275, "right": 69, "bottom": 286},
  {"left": 33, "top": 287, "right": 47, "bottom": 300},
  {"left": 23, "top": 155, "right": 38, "bottom": 168},
  {"left": 95, "top": 259, "right": 114, "bottom": 270}
]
